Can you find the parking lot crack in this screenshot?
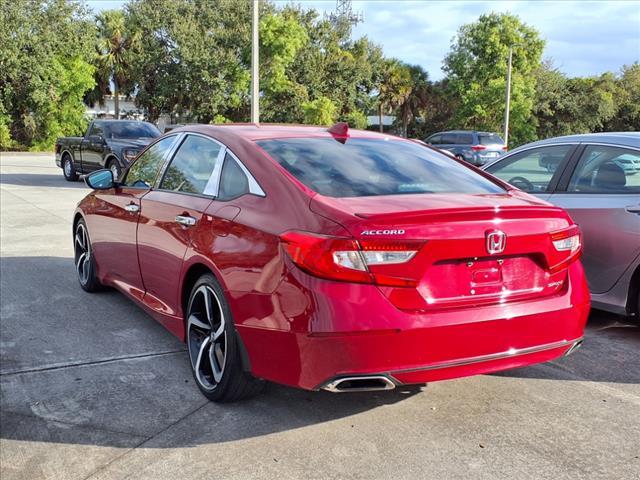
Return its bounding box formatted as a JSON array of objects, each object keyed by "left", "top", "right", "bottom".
[{"left": 0, "top": 349, "right": 186, "bottom": 376}]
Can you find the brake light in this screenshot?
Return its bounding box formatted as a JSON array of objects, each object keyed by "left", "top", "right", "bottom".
[
  {"left": 502, "top": 146, "right": 508, "bottom": 151},
  {"left": 471, "top": 145, "right": 486, "bottom": 151},
  {"left": 280, "top": 232, "right": 423, "bottom": 286},
  {"left": 549, "top": 225, "right": 582, "bottom": 272}
]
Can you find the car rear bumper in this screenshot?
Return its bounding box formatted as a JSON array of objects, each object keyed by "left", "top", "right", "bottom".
[{"left": 234, "top": 261, "right": 590, "bottom": 391}]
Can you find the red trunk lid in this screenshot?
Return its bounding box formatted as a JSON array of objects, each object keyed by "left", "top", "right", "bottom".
[{"left": 311, "top": 192, "right": 576, "bottom": 311}]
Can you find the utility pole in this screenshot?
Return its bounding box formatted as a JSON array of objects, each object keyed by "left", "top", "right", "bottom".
[
  {"left": 251, "top": 0, "right": 259, "bottom": 124},
  {"left": 503, "top": 45, "right": 513, "bottom": 146}
]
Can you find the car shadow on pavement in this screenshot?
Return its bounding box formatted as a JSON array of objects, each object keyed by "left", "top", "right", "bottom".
[
  {"left": 0, "top": 173, "right": 87, "bottom": 188},
  {"left": 493, "top": 311, "right": 640, "bottom": 385},
  {"left": 0, "top": 256, "right": 421, "bottom": 449}
]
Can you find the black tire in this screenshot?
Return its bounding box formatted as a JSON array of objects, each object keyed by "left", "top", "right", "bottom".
[
  {"left": 62, "top": 154, "right": 79, "bottom": 181},
  {"left": 106, "top": 158, "right": 121, "bottom": 181},
  {"left": 74, "top": 219, "right": 102, "bottom": 292},
  {"left": 186, "top": 273, "right": 263, "bottom": 402}
]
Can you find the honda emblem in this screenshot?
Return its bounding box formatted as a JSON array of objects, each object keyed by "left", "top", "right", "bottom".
[{"left": 486, "top": 230, "right": 506, "bottom": 254}]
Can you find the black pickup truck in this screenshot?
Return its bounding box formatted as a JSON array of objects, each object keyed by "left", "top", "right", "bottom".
[{"left": 55, "top": 120, "right": 161, "bottom": 181}]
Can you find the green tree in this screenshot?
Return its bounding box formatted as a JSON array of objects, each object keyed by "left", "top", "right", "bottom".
[
  {"left": 376, "top": 59, "right": 412, "bottom": 133},
  {"left": 608, "top": 63, "right": 640, "bottom": 131},
  {"left": 0, "top": 0, "right": 96, "bottom": 150},
  {"left": 302, "top": 96, "right": 337, "bottom": 125},
  {"left": 94, "top": 9, "right": 139, "bottom": 119},
  {"left": 396, "top": 64, "right": 429, "bottom": 137},
  {"left": 443, "top": 13, "right": 545, "bottom": 146}
]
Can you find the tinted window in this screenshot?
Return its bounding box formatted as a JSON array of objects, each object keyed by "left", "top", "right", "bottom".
[
  {"left": 103, "top": 122, "right": 160, "bottom": 139},
  {"left": 258, "top": 138, "right": 504, "bottom": 198},
  {"left": 486, "top": 145, "right": 573, "bottom": 193},
  {"left": 568, "top": 145, "right": 640, "bottom": 193},
  {"left": 441, "top": 133, "right": 457, "bottom": 144},
  {"left": 89, "top": 123, "right": 104, "bottom": 137},
  {"left": 478, "top": 133, "right": 504, "bottom": 145},
  {"left": 160, "top": 135, "right": 221, "bottom": 195},
  {"left": 428, "top": 134, "right": 441, "bottom": 145},
  {"left": 123, "top": 136, "right": 176, "bottom": 188},
  {"left": 218, "top": 154, "right": 249, "bottom": 200},
  {"left": 456, "top": 133, "right": 473, "bottom": 145}
]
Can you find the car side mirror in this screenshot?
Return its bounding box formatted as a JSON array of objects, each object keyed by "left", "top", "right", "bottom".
[{"left": 85, "top": 169, "right": 115, "bottom": 190}]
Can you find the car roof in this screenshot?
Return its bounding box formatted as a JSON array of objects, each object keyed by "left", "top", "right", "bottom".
[
  {"left": 509, "top": 132, "right": 640, "bottom": 152},
  {"left": 171, "top": 123, "right": 398, "bottom": 141},
  {"left": 427, "top": 130, "right": 501, "bottom": 136}
]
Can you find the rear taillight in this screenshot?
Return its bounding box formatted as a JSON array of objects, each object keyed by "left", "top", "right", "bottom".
[
  {"left": 280, "top": 231, "right": 423, "bottom": 286},
  {"left": 502, "top": 146, "right": 508, "bottom": 151},
  {"left": 471, "top": 145, "right": 486, "bottom": 151},
  {"left": 549, "top": 225, "right": 582, "bottom": 273}
]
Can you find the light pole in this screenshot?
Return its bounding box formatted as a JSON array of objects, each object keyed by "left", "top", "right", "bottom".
[
  {"left": 251, "top": 0, "right": 259, "bottom": 124},
  {"left": 503, "top": 45, "right": 513, "bottom": 146}
]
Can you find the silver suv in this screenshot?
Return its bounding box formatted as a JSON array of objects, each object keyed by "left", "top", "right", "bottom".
[{"left": 425, "top": 130, "right": 506, "bottom": 166}]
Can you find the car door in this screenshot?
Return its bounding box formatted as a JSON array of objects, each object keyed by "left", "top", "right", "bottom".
[
  {"left": 89, "top": 135, "right": 178, "bottom": 300},
  {"left": 81, "top": 122, "right": 107, "bottom": 172},
  {"left": 136, "top": 133, "right": 224, "bottom": 318},
  {"left": 547, "top": 143, "right": 640, "bottom": 294},
  {"left": 484, "top": 144, "right": 578, "bottom": 201}
]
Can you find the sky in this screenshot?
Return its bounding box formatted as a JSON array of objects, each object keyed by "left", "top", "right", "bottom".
[{"left": 87, "top": 0, "right": 640, "bottom": 80}]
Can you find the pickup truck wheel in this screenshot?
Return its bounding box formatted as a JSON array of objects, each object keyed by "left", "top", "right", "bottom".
[
  {"left": 62, "top": 154, "right": 79, "bottom": 181},
  {"left": 106, "top": 158, "right": 121, "bottom": 181}
]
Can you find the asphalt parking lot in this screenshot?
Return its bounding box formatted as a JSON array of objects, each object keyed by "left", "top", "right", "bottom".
[{"left": 1, "top": 152, "right": 639, "bottom": 480}]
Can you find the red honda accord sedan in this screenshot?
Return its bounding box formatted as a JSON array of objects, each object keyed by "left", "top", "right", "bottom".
[{"left": 74, "top": 123, "right": 590, "bottom": 402}]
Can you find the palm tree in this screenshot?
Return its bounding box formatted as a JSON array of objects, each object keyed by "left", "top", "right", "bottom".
[
  {"left": 397, "top": 65, "right": 430, "bottom": 137},
  {"left": 376, "top": 59, "right": 412, "bottom": 133},
  {"left": 95, "top": 10, "right": 139, "bottom": 119}
]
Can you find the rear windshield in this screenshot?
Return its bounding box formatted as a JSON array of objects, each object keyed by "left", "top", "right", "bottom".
[
  {"left": 257, "top": 137, "right": 505, "bottom": 198},
  {"left": 478, "top": 133, "right": 504, "bottom": 145},
  {"left": 103, "top": 122, "right": 161, "bottom": 139}
]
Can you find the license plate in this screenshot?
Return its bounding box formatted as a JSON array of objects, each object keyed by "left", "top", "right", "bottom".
[{"left": 484, "top": 152, "right": 499, "bottom": 158}]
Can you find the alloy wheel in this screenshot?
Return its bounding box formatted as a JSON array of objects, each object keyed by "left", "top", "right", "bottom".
[
  {"left": 74, "top": 223, "right": 91, "bottom": 285},
  {"left": 187, "top": 285, "right": 227, "bottom": 391},
  {"left": 64, "top": 158, "right": 72, "bottom": 177},
  {"left": 109, "top": 162, "right": 120, "bottom": 180}
]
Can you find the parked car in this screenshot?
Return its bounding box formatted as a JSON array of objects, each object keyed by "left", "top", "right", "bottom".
[
  {"left": 75, "top": 123, "right": 589, "bottom": 402},
  {"left": 483, "top": 132, "right": 640, "bottom": 317},
  {"left": 55, "top": 120, "right": 161, "bottom": 181},
  {"left": 425, "top": 130, "right": 507, "bottom": 166}
]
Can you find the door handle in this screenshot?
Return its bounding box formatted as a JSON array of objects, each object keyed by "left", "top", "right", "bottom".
[
  {"left": 625, "top": 205, "right": 640, "bottom": 214},
  {"left": 175, "top": 215, "right": 197, "bottom": 227},
  {"left": 125, "top": 203, "right": 139, "bottom": 213}
]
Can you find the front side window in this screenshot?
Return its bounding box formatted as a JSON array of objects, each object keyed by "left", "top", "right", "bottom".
[
  {"left": 567, "top": 145, "right": 640, "bottom": 193},
  {"left": 123, "top": 136, "right": 176, "bottom": 188},
  {"left": 428, "top": 134, "right": 441, "bottom": 145},
  {"left": 217, "top": 154, "right": 250, "bottom": 200},
  {"left": 486, "top": 145, "right": 574, "bottom": 193},
  {"left": 257, "top": 137, "right": 504, "bottom": 198},
  {"left": 159, "top": 135, "right": 221, "bottom": 195}
]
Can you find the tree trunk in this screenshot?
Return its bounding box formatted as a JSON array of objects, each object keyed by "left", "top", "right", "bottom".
[
  {"left": 378, "top": 103, "right": 383, "bottom": 133},
  {"left": 113, "top": 78, "right": 120, "bottom": 119}
]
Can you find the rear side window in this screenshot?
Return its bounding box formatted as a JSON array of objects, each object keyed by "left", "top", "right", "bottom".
[
  {"left": 427, "top": 134, "right": 441, "bottom": 145},
  {"left": 478, "top": 133, "right": 504, "bottom": 145},
  {"left": 257, "top": 137, "right": 504, "bottom": 198},
  {"left": 455, "top": 133, "right": 473, "bottom": 145},
  {"left": 441, "top": 133, "right": 457, "bottom": 144},
  {"left": 123, "top": 136, "right": 176, "bottom": 189},
  {"left": 160, "top": 135, "right": 221, "bottom": 195},
  {"left": 567, "top": 145, "right": 640, "bottom": 193},
  {"left": 218, "top": 154, "right": 250, "bottom": 200}
]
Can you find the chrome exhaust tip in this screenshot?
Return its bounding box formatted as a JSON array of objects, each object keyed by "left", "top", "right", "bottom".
[
  {"left": 564, "top": 339, "right": 583, "bottom": 357},
  {"left": 321, "top": 375, "right": 397, "bottom": 393}
]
